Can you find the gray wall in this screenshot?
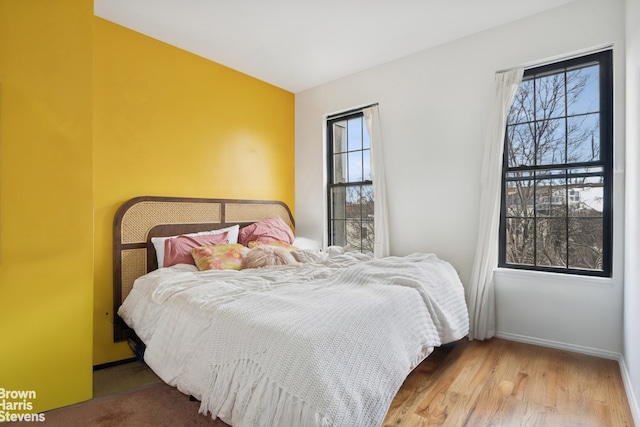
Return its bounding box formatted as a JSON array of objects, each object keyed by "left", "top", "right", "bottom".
[{"left": 624, "top": 0, "right": 640, "bottom": 423}]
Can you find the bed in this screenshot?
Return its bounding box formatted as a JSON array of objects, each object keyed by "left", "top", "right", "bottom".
[{"left": 114, "top": 196, "right": 469, "bottom": 427}]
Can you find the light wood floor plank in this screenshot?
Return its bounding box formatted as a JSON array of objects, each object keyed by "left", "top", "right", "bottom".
[{"left": 383, "top": 338, "right": 634, "bottom": 427}]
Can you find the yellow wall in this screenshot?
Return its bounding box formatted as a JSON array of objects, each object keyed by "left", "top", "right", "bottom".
[
  {"left": 0, "top": 0, "right": 94, "bottom": 414},
  {"left": 92, "top": 19, "right": 295, "bottom": 364},
  {"left": 0, "top": 1, "right": 294, "bottom": 413}
]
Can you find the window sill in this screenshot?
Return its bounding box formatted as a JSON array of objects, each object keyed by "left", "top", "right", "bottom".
[{"left": 494, "top": 267, "right": 614, "bottom": 288}]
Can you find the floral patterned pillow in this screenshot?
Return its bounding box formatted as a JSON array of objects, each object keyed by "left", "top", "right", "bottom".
[{"left": 191, "top": 243, "right": 248, "bottom": 271}]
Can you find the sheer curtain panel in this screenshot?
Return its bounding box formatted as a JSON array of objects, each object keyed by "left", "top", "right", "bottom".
[
  {"left": 468, "top": 69, "right": 524, "bottom": 340},
  {"left": 364, "top": 105, "right": 390, "bottom": 258}
]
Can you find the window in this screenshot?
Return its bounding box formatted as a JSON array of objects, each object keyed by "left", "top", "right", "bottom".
[
  {"left": 327, "top": 110, "right": 374, "bottom": 253},
  {"left": 499, "top": 50, "right": 613, "bottom": 276}
]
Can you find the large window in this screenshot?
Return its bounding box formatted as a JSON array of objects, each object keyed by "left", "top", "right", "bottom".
[
  {"left": 499, "top": 50, "right": 613, "bottom": 276},
  {"left": 327, "top": 110, "right": 374, "bottom": 253}
]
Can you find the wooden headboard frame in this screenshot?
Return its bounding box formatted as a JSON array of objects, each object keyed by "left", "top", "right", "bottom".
[{"left": 113, "top": 196, "right": 294, "bottom": 342}]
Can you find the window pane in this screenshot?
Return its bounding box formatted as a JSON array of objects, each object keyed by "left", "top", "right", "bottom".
[
  {"left": 568, "top": 176, "right": 604, "bottom": 216},
  {"left": 361, "top": 218, "right": 374, "bottom": 253},
  {"left": 330, "top": 187, "right": 347, "bottom": 247},
  {"left": 363, "top": 149, "right": 371, "bottom": 181},
  {"left": 568, "top": 218, "right": 603, "bottom": 270},
  {"left": 536, "top": 118, "right": 566, "bottom": 165},
  {"left": 507, "top": 123, "right": 535, "bottom": 167},
  {"left": 508, "top": 80, "right": 534, "bottom": 125},
  {"left": 506, "top": 180, "right": 534, "bottom": 217},
  {"left": 348, "top": 151, "right": 363, "bottom": 182},
  {"left": 536, "top": 218, "right": 567, "bottom": 268},
  {"left": 505, "top": 218, "right": 535, "bottom": 265},
  {"left": 360, "top": 185, "right": 374, "bottom": 222},
  {"left": 567, "top": 113, "right": 599, "bottom": 163},
  {"left": 535, "top": 72, "right": 566, "bottom": 120},
  {"left": 331, "top": 219, "right": 347, "bottom": 247},
  {"left": 568, "top": 166, "right": 604, "bottom": 176},
  {"left": 333, "top": 153, "right": 347, "bottom": 183},
  {"left": 346, "top": 186, "right": 362, "bottom": 218},
  {"left": 536, "top": 168, "right": 566, "bottom": 179},
  {"left": 363, "top": 123, "right": 370, "bottom": 149},
  {"left": 347, "top": 117, "right": 363, "bottom": 151},
  {"left": 343, "top": 219, "right": 374, "bottom": 253},
  {"left": 333, "top": 121, "right": 347, "bottom": 153},
  {"left": 330, "top": 187, "right": 346, "bottom": 220},
  {"left": 328, "top": 185, "right": 373, "bottom": 252},
  {"left": 346, "top": 219, "right": 362, "bottom": 249},
  {"left": 567, "top": 64, "right": 599, "bottom": 115},
  {"left": 535, "top": 178, "right": 566, "bottom": 217},
  {"left": 506, "top": 170, "right": 534, "bottom": 179}
]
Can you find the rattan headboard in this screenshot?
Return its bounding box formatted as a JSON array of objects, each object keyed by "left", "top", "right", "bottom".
[{"left": 113, "top": 196, "right": 294, "bottom": 342}]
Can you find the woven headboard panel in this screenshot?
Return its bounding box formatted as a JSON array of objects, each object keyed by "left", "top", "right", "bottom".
[{"left": 113, "top": 196, "right": 294, "bottom": 342}]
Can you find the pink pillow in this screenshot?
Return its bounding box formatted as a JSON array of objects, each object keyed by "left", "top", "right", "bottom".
[
  {"left": 238, "top": 216, "right": 294, "bottom": 246},
  {"left": 163, "top": 232, "right": 229, "bottom": 267}
]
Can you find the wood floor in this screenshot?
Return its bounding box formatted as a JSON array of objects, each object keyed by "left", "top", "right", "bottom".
[
  {"left": 92, "top": 338, "right": 634, "bottom": 426},
  {"left": 384, "top": 338, "right": 634, "bottom": 427}
]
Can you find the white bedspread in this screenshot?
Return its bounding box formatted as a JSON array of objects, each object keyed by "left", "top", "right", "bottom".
[{"left": 118, "top": 250, "right": 469, "bottom": 427}]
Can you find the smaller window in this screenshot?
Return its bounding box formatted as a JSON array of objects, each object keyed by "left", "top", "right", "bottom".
[{"left": 326, "top": 110, "right": 374, "bottom": 253}]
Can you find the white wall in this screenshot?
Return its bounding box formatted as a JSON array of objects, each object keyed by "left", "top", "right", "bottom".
[
  {"left": 296, "top": 0, "right": 626, "bottom": 354},
  {"left": 624, "top": 0, "right": 640, "bottom": 422}
]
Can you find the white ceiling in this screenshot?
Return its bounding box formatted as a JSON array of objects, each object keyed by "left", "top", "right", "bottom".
[{"left": 94, "top": 0, "right": 575, "bottom": 93}]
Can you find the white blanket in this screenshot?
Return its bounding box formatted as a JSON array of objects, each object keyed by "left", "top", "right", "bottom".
[{"left": 118, "top": 250, "right": 469, "bottom": 427}]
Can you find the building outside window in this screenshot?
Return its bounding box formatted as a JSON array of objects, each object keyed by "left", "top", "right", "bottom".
[{"left": 499, "top": 50, "right": 613, "bottom": 276}]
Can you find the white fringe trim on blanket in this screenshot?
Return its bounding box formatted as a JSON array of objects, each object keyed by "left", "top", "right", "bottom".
[{"left": 199, "top": 359, "right": 332, "bottom": 427}]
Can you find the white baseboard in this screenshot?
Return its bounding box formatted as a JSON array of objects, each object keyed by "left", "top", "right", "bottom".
[
  {"left": 496, "top": 332, "right": 640, "bottom": 426},
  {"left": 495, "top": 332, "right": 620, "bottom": 359},
  {"left": 618, "top": 356, "right": 640, "bottom": 427}
]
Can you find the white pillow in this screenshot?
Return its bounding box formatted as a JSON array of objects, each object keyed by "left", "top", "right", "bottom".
[
  {"left": 292, "top": 236, "right": 322, "bottom": 250},
  {"left": 151, "top": 224, "right": 240, "bottom": 268}
]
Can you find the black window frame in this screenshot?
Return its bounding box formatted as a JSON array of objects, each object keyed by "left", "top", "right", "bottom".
[
  {"left": 498, "top": 50, "right": 613, "bottom": 277},
  {"left": 326, "top": 109, "right": 374, "bottom": 253}
]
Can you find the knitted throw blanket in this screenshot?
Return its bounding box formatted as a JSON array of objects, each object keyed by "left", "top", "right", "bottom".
[{"left": 199, "top": 253, "right": 469, "bottom": 427}]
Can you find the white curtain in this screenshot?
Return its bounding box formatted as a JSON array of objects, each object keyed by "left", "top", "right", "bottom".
[
  {"left": 468, "top": 68, "right": 524, "bottom": 341},
  {"left": 364, "top": 105, "right": 390, "bottom": 258}
]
